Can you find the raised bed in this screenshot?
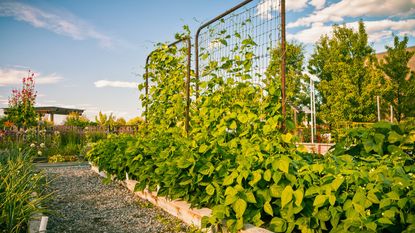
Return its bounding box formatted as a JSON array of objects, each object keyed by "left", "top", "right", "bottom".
[{"left": 90, "top": 164, "right": 273, "bottom": 233}]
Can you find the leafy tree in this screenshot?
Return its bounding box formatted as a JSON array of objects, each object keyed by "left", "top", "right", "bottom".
[
  {"left": 308, "top": 21, "right": 382, "bottom": 125},
  {"left": 378, "top": 35, "right": 415, "bottom": 122},
  {"left": 115, "top": 117, "right": 126, "bottom": 126},
  {"left": 126, "top": 116, "right": 144, "bottom": 125},
  {"left": 266, "top": 42, "right": 309, "bottom": 123},
  {"left": 6, "top": 71, "right": 38, "bottom": 129},
  {"left": 64, "top": 112, "right": 91, "bottom": 127}
]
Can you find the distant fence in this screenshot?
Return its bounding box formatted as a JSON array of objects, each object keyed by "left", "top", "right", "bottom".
[{"left": 0, "top": 125, "right": 141, "bottom": 144}]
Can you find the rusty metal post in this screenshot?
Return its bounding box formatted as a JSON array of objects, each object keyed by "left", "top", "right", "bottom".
[
  {"left": 194, "top": 0, "right": 253, "bottom": 98},
  {"left": 145, "top": 55, "right": 150, "bottom": 124},
  {"left": 185, "top": 37, "right": 191, "bottom": 134},
  {"left": 281, "top": 0, "right": 286, "bottom": 128}
]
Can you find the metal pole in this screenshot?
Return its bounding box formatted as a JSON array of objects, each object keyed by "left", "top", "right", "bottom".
[
  {"left": 145, "top": 55, "right": 150, "bottom": 124},
  {"left": 281, "top": 0, "right": 286, "bottom": 128},
  {"left": 185, "top": 37, "right": 191, "bottom": 134},
  {"left": 313, "top": 83, "right": 317, "bottom": 142},
  {"left": 310, "top": 78, "right": 314, "bottom": 143},
  {"left": 377, "top": 96, "right": 380, "bottom": 122}
]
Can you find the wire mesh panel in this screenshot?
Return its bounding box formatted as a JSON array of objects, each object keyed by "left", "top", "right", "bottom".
[
  {"left": 144, "top": 37, "right": 191, "bottom": 133},
  {"left": 195, "top": 0, "right": 281, "bottom": 93}
]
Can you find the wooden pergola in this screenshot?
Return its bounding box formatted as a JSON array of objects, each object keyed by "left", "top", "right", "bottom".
[{"left": 3, "top": 106, "right": 84, "bottom": 123}]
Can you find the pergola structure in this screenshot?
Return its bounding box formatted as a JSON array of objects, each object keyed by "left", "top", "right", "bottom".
[{"left": 3, "top": 106, "right": 84, "bottom": 123}]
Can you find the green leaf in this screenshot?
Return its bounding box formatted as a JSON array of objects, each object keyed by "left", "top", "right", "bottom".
[
  {"left": 311, "top": 164, "right": 324, "bottom": 173},
  {"left": 229, "top": 121, "right": 237, "bottom": 130},
  {"left": 264, "top": 169, "right": 272, "bottom": 181},
  {"left": 317, "top": 208, "right": 331, "bottom": 221},
  {"left": 366, "top": 222, "right": 377, "bottom": 231},
  {"left": 206, "top": 184, "right": 215, "bottom": 196},
  {"left": 278, "top": 158, "right": 290, "bottom": 173},
  {"left": 293, "top": 189, "right": 304, "bottom": 207},
  {"left": 225, "top": 194, "right": 238, "bottom": 205},
  {"left": 219, "top": 38, "right": 228, "bottom": 46},
  {"left": 223, "top": 173, "right": 236, "bottom": 186},
  {"left": 378, "top": 217, "right": 393, "bottom": 225},
  {"left": 331, "top": 176, "right": 344, "bottom": 191},
  {"left": 329, "top": 194, "right": 336, "bottom": 206},
  {"left": 249, "top": 170, "right": 262, "bottom": 187},
  {"left": 281, "top": 185, "right": 293, "bottom": 208},
  {"left": 233, "top": 199, "right": 247, "bottom": 218},
  {"left": 237, "top": 114, "right": 249, "bottom": 124},
  {"left": 225, "top": 186, "right": 238, "bottom": 196},
  {"left": 281, "top": 133, "right": 293, "bottom": 143},
  {"left": 245, "top": 191, "right": 257, "bottom": 203},
  {"left": 386, "top": 191, "right": 400, "bottom": 200},
  {"left": 269, "top": 217, "right": 287, "bottom": 232},
  {"left": 388, "top": 131, "right": 402, "bottom": 143},
  {"left": 264, "top": 202, "right": 273, "bottom": 216},
  {"left": 199, "top": 144, "right": 209, "bottom": 153},
  {"left": 313, "top": 195, "right": 327, "bottom": 208},
  {"left": 367, "top": 191, "right": 380, "bottom": 204},
  {"left": 270, "top": 184, "right": 283, "bottom": 198}
]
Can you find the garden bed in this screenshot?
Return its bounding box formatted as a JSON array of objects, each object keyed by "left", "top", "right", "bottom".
[{"left": 91, "top": 164, "right": 273, "bottom": 233}]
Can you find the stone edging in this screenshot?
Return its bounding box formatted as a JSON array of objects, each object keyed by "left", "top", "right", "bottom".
[
  {"left": 28, "top": 213, "right": 48, "bottom": 233},
  {"left": 90, "top": 164, "right": 273, "bottom": 233}
]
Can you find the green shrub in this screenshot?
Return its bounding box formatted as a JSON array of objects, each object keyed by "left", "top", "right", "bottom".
[{"left": 0, "top": 147, "right": 51, "bottom": 232}]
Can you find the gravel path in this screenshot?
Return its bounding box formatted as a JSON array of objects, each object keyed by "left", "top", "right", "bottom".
[{"left": 44, "top": 166, "right": 193, "bottom": 233}]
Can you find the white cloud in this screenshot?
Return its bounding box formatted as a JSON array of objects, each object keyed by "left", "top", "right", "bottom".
[
  {"left": 94, "top": 80, "right": 139, "bottom": 89},
  {"left": 288, "top": 23, "right": 331, "bottom": 44},
  {"left": 0, "top": 68, "right": 63, "bottom": 86},
  {"left": 0, "top": 2, "right": 112, "bottom": 47},
  {"left": 257, "top": 0, "right": 308, "bottom": 19},
  {"left": 309, "top": 0, "right": 326, "bottom": 10},
  {"left": 288, "top": 0, "right": 415, "bottom": 28},
  {"left": 288, "top": 19, "right": 415, "bottom": 45}
]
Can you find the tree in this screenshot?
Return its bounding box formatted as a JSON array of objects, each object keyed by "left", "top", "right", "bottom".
[
  {"left": 266, "top": 42, "right": 309, "bottom": 122},
  {"left": 64, "top": 112, "right": 91, "bottom": 127},
  {"left": 115, "top": 117, "right": 126, "bottom": 126},
  {"left": 126, "top": 116, "right": 144, "bottom": 125},
  {"left": 378, "top": 36, "right": 415, "bottom": 122},
  {"left": 6, "top": 71, "right": 38, "bottom": 129},
  {"left": 95, "top": 111, "right": 115, "bottom": 127},
  {"left": 308, "top": 21, "right": 382, "bottom": 125}
]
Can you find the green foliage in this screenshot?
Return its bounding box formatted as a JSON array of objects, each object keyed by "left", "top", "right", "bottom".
[
  {"left": 139, "top": 35, "right": 189, "bottom": 135},
  {"left": 86, "top": 26, "right": 415, "bottom": 233},
  {"left": 378, "top": 35, "right": 415, "bottom": 122},
  {"left": 115, "top": 117, "right": 126, "bottom": 126},
  {"left": 95, "top": 111, "right": 116, "bottom": 127},
  {"left": 88, "top": 122, "right": 415, "bottom": 233},
  {"left": 126, "top": 116, "right": 144, "bottom": 125},
  {"left": 0, "top": 147, "right": 51, "bottom": 232},
  {"left": 308, "top": 21, "right": 382, "bottom": 124},
  {"left": 64, "top": 112, "right": 92, "bottom": 128},
  {"left": 266, "top": 42, "right": 309, "bottom": 121}
]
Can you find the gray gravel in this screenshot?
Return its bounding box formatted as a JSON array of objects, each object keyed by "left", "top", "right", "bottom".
[{"left": 44, "top": 166, "right": 194, "bottom": 233}]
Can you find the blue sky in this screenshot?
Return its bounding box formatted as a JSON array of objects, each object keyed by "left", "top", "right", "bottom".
[{"left": 0, "top": 0, "right": 414, "bottom": 123}]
